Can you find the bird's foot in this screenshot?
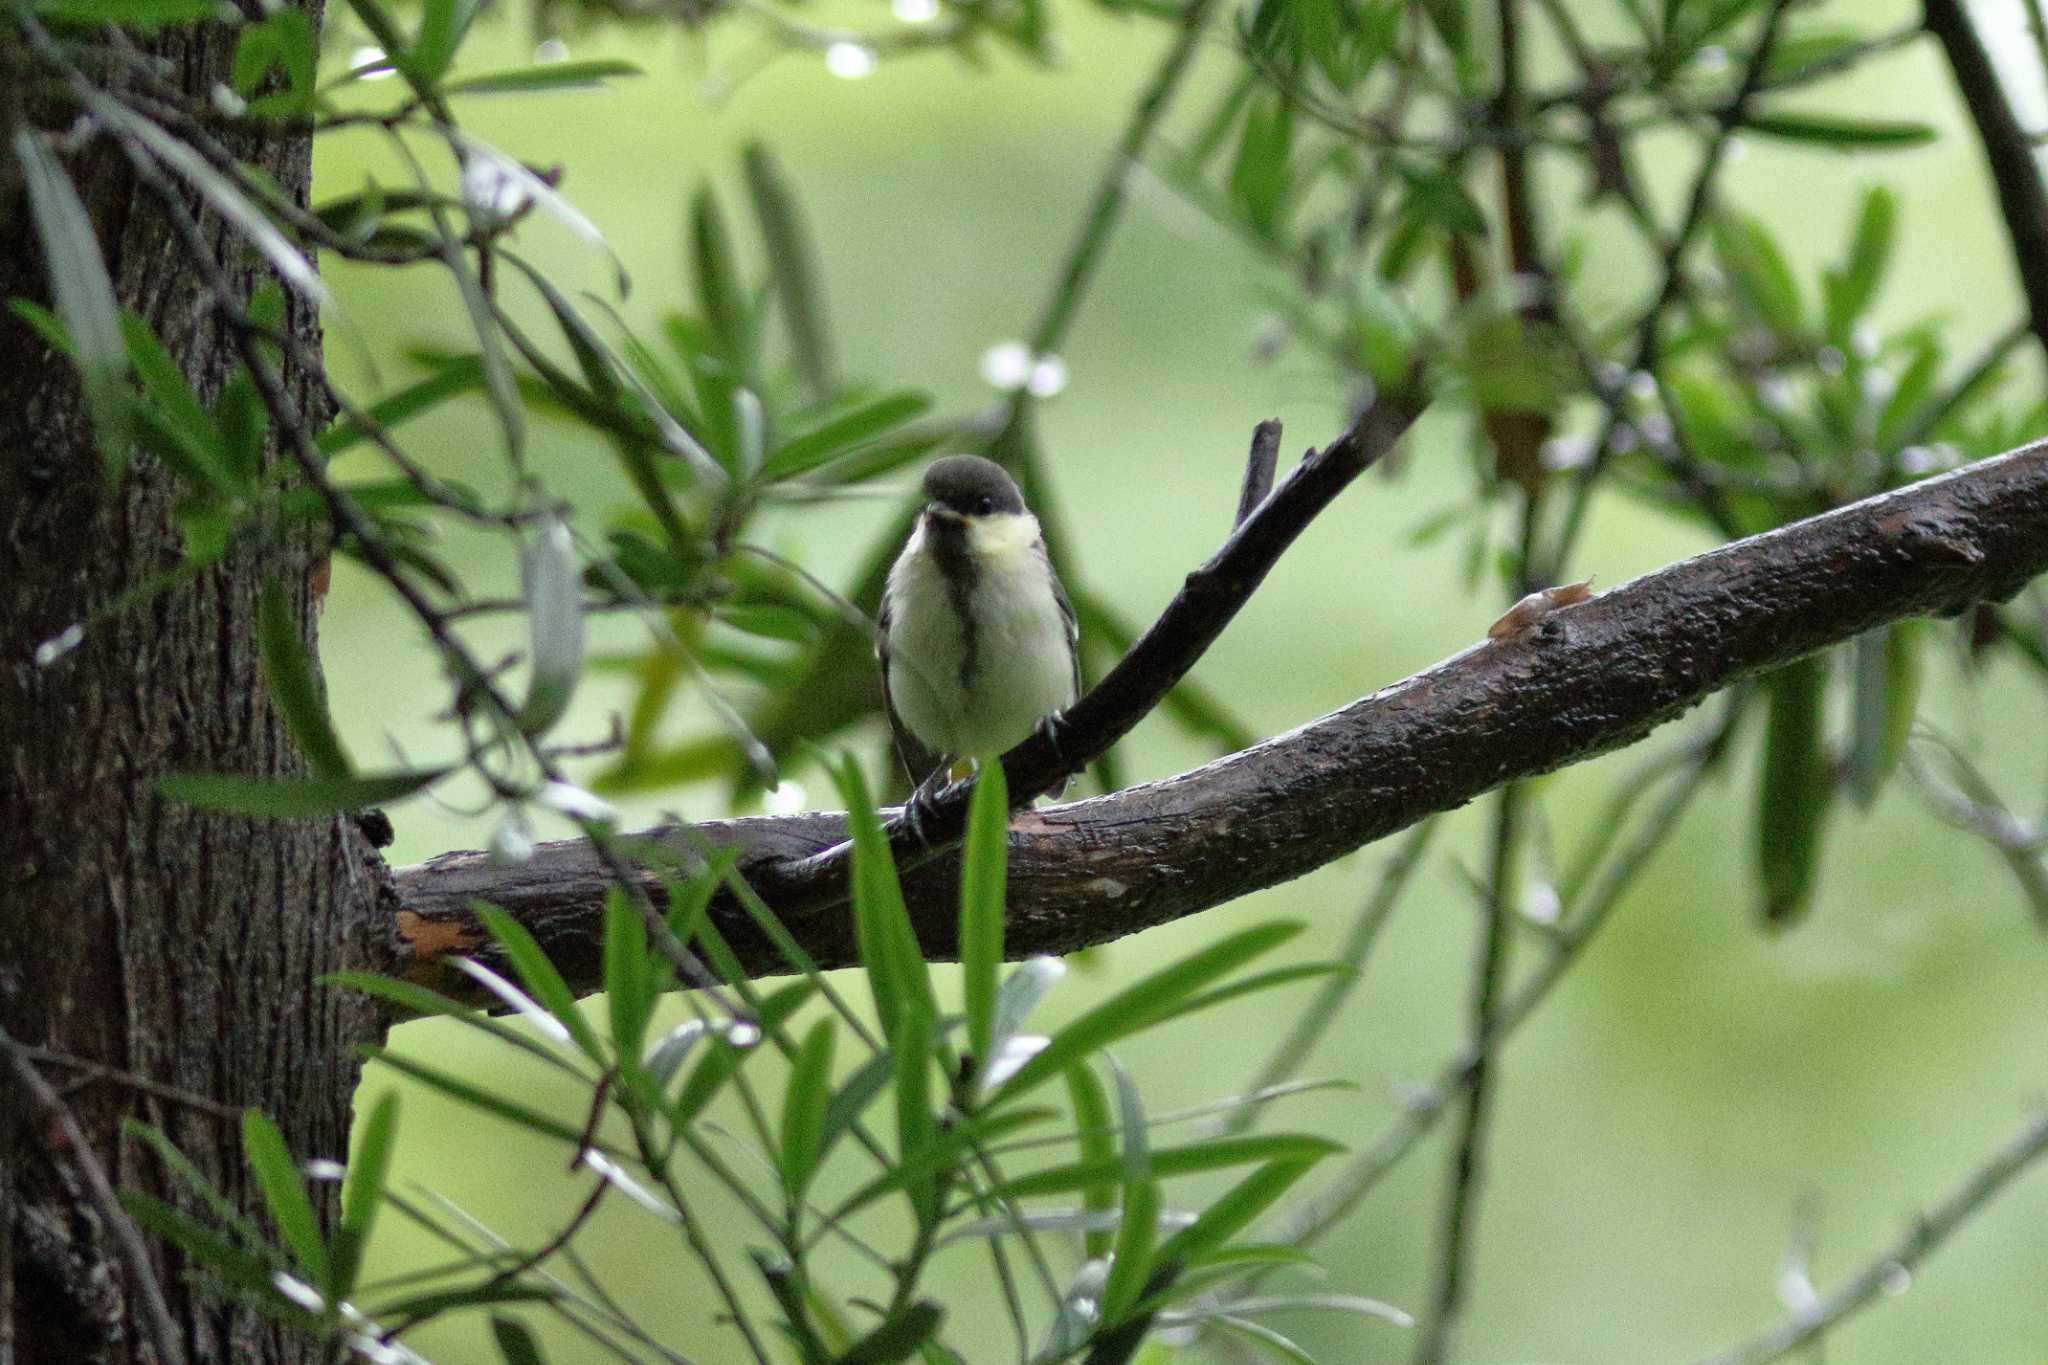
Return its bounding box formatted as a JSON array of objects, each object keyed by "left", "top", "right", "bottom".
[
  {"left": 898, "top": 770, "right": 952, "bottom": 847},
  {"left": 1033, "top": 710, "right": 1076, "bottom": 798}
]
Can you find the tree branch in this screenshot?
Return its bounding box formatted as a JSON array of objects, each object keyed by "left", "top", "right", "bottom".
[
  {"left": 1924, "top": 0, "right": 2048, "bottom": 354},
  {"left": 394, "top": 437, "right": 2048, "bottom": 1002}
]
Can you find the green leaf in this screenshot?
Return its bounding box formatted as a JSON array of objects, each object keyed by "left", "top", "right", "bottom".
[
  {"left": 1206, "top": 1315, "right": 1317, "bottom": 1364},
  {"left": 960, "top": 762, "right": 1008, "bottom": 1076},
  {"left": 1847, "top": 620, "right": 1922, "bottom": 807},
  {"left": 832, "top": 755, "right": 937, "bottom": 1046},
  {"left": 121, "top": 311, "right": 230, "bottom": 487},
  {"left": 603, "top": 888, "right": 657, "bottom": 1066},
  {"left": 157, "top": 768, "right": 444, "bottom": 817},
  {"left": 1229, "top": 95, "right": 1294, "bottom": 238},
  {"left": 1713, "top": 214, "right": 1805, "bottom": 342},
  {"left": 215, "top": 371, "right": 267, "bottom": 487},
  {"left": 671, "top": 979, "right": 817, "bottom": 1124},
  {"left": 837, "top": 1301, "right": 943, "bottom": 1365},
  {"left": 992, "top": 1133, "right": 1342, "bottom": 1200},
  {"left": 763, "top": 393, "right": 933, "bottom": 481},
  {"left": 1823, "top": 185, "right": 1896, "bottom": 342},
  {"left": 474, "top": 902, "right": 606, "bottom": 1061},
  {"left": 1748, "top": 113, "right": 1938, "bottom": 151},
  {"left": 257, "top": 582, "right": 352, "bottom": 779},
  {"left": 330, "top": 1091, "right": 398, "bottom": 1297},
  {"left": 323, "top": 972, "right": 587, "bottom": 1075},
  {"left": 988, "top": 921, "right": 1304, "bottom": 1105},
  {"left": 409, "top": 0, "right": 479, "bottom": 85},
  {"left": 490, "top": 1317, "right": 550, "bottom": 1365},
  {"left": 1149, "top": 1158, "right": 1320, "bottom": 1275},
  {"left": 102, "top": 106, "right": 328, "bottom": 306},
  {"left": 317, "top": 359, "right": 485, "bottom": 455},
  {"left": 241, "top": 1110, "right": 331, "bottom": 1292},
  {"left": 690, "top": 184, "right": 752, "bottom": 374},
  {"left": 1755, "top": 654, "right": 1832, "bottom": 926},
  {"left": 119, "top": 1191, "right": 279, "bottom": 1300},
  {"left": 362, "top": 1047, "right": 587, "bottom": 1146},
  {"left": 442, "top": 59, "right": 642, "bottom": 95},
  {"left": 34, "top": 0, "right": 219, "bottom": 30},
  {"left": 518, "top": 515, "right": 584, "bottom": 737},
  {"left": 14, "top": 129, "right": 134, "bottom": 479},
  {"left": 779, "top": 1017, "right": 837, "bottom": 1198},
  {"left": 1064, "top": 1065, "right": 1117, "bottom": 1260},
  {"left": 742, "top": 143, "right": 835, "bottom": 402},
  {"left": 895, "top": 1001, "right": 940, "bottom": 1223},
  {"left": 1102, "top": 1057, "right": 1157, "bottom": 1324},
  {"left": 232, "top": 9, "right": 318, "bottom": 113}
]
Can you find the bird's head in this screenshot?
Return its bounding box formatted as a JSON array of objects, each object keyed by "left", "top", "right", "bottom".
[{"left": 921, "top": 454, "right": 1026, "bottom": 525}]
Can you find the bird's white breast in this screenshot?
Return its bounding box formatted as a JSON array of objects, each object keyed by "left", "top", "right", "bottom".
[{"left": 885, "top": 512, "right": 1075, "bottom": 760}]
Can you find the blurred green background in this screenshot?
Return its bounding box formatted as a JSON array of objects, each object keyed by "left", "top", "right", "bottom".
[{"left": 314, "top": 0, "right": 2048, "bottom": 1359}]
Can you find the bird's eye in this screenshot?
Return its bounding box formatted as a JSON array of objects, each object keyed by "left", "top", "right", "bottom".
[{"left": 975, "top": 496, "right": 995, "bottom": 515}]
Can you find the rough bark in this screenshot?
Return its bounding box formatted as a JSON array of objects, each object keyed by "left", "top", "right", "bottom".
[
  {"left": 0, "top": 11, "right": 390, "bottom": 1363},
  {"left": 392, "top": 438, "right": 2048, "bottom": 999}
]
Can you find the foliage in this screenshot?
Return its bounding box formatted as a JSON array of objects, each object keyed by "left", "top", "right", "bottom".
[
  {"left": 7, "top": 0, "right": 2048, "bottom": 1359},
  {"left": 141, "top": 757, "right": 1375, "bottom": 1361}
]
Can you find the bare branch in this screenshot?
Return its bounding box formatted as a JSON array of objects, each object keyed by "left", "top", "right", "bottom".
[
  {"left": 1694, "top": 1109, "right": 2048, "bottom": 1365},
  {"left": 1924, "top": 0, "right": 2048, "bottom": 355},
  {"left": 1235, "top": 419, "right": 1283, "bottom": 528},
  {"left": 394, "top": 437, "right": 2048, "bottom": 1002}
]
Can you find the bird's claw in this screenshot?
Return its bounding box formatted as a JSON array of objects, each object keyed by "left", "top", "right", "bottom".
[{"left": 899, "top": 771, "right": 950, "bottom": 847}]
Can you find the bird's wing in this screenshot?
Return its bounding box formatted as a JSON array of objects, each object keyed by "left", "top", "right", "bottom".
[
  {"left": 876, "top": 590, "right": 943, "bottom": 791},
  {"left": 1041, "top": 538, "right": 1082, "bottom": 705}
]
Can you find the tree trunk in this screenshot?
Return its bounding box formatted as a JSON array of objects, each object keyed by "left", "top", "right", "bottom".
[{"left": 0, "top": 9, "right": 389, "bottom": 1362}]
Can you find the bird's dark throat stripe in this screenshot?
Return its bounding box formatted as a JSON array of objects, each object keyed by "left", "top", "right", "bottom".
[{"left": 924, "top": 511, "right": 981, "bottom": 690}]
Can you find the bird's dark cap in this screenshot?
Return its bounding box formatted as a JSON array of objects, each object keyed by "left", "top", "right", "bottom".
[{"left": 923, "top": 454, "right": 1025, "bottom": 518}]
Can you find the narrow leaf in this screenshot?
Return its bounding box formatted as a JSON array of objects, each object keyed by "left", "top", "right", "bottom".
[
  {"left": 1756, "top": 654, "right": 1832, "bottom": 926},
  {"left": 473, "top": 902, "right": 606, "bottom": 1060},
  {"left": 157, "top": 768, "right": 444, "bottom": 817},
  {"left": 330, "top": 1091, "right": 398, "bottom": 1296},
  {"left": 241, "top": 1110, "right": 332, "bottom": 1291},
  {"left": 518, "top": 515, "right": 583, "bottom": 737},
  {"left": 1102, "top": 1057, "right": 1157, "bottom": 1324},
  {"left": 15, "top": 129, "right": 133, "bottom": 477},
  {"left": 960, "top": 762, "right": 1008, "bottom": 1077},
  {"left": 742, "top": 143, "right": 834, "bottom": 401},
  {"left": 779, "top": 1017, "right": 837, "bottom": 1198},
  {"left": 989, "top": 921, "right": 1304, "bottom": 1105},
  {"left": 1065, "top": 1064, "right": 1117, "bottom": 1260},
  {"left": 258, "top": 582, "right": 352, "bottom": 778}
]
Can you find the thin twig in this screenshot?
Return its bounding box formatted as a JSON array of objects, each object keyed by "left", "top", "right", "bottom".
[
  {"left": 1252, "top": 710, "right": 1739, "bottom": 1268},
  {"left": 1408, "top": 781, "right": 1524, "bottom": 1365},
  {"left": 0, "top": 1027, "right": 188, "bottom": 1365},
  {"left": 1924, "top": 0, "right": 2048, "bottom": 355},
  {"left": 1221, "top": 819, "right": 1438, "bottom": 1136},
  {"left": 1694, "top": 1109, "right": 2048, "bottom": 1365}
]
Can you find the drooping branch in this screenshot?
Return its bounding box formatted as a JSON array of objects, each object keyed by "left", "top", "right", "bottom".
[{"left": 395, "top": 437, "right": 2048, "bottom": 1001}]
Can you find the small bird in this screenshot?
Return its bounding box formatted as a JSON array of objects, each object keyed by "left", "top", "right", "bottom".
[{"left": 878, "top": 454, "right": 1079, "bottom": 800}]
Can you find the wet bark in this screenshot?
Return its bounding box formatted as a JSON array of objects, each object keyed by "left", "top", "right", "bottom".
[{"left": 0, "top": 10, "right": 390, "bottom": 1362}]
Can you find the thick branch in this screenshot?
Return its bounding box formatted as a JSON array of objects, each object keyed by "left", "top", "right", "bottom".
[{"left": 396, "top": 438, "right": 2048, "bottom": 1001}]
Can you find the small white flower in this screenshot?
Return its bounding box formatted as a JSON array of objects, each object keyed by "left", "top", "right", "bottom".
[
  {"left": 1026, "top": 354, "right": 1069, "bottom": 398},
  {"left": 980, "top": 340, "right": 1033, "bottom": 391},
  {"left": 825, "top": 42, "right": 877, "bottom": 79}
]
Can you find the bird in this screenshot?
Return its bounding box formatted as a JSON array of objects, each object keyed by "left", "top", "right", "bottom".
[{"left": 877, "top": 454, "right": 1079, "bottom": 807}]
